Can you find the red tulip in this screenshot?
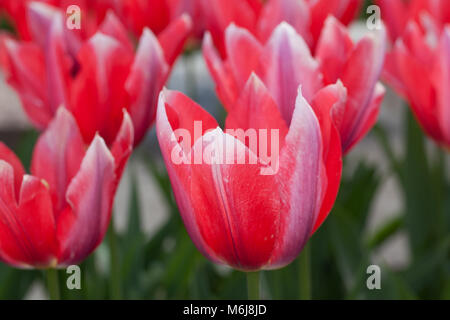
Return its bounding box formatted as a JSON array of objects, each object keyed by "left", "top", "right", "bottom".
[
  {"left": 2, "top": 2, "right": 192, "bottom": 147},
  {"left": 200, "top": 0, "right": 362, "bottom": 58},
  {"left": 376, "top": 0, "right": 450, "bottom": 41},
  {"left": 203, "top": 19, "right": 386, "bottom": 154},
  {"left": 316, "top": 17, "right": 386, "bottom": 152},
  {"left": 198, "top": 0, "right": 264, "bottom": 58},
  {"left": 156, "top": 71, "right": 344, "bottom": 270},
  {"left": 119, "top": 0, "right": 172, "bottom": 36},
  {"left": 0, "top": 108, "right": 133, "bottom": 268},
  {"left": 258, "top": 0, "right": 362, "bottom": 51},
  {"left": 384, "top": 16, "right": 450, "bottom": 149},
  {"left": 0, "top": 0, "right": 117, "bottom": 40}
]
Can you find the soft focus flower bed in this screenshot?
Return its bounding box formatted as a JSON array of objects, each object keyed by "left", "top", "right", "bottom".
[{"left": 0, "top": 0, "right": 448, "bottom": 300}]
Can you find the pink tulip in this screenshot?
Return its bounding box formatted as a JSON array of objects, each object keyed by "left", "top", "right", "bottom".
[
  {"left": 200, "top": 0, "right": 362, "bottom": 58},
  {"left": 2, "top": 2, "right": 192, "bottom": 147},
  {"left": 203, "top": 19, "right": 386, "bottom": 154},
  {"left": 0, "top": 108, "right": 133, "bottom": 268},
  {"left": 376, "top": 0, "right": 450, "bottom": 41},
  {"left": 156, "top": 72, "right": 343, "bottom": 270},
  {"left": 384, "top": 15, "right": 450, "bottom": 149}
]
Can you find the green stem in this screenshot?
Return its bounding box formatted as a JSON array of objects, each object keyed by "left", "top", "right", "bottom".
[
  {"left": 108, "top": 217, "right": 121, "bottom": 299},
  {"left": 45, "top": 269, "right": 60, "bottom": 300},
  {"left": 246, "top": 272, "right": 260, "bottom": 300},
  {"left": 298, "top": 242, "right": 311, "bottom": 300}
]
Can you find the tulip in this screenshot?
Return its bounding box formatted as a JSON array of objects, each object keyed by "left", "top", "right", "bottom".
[
  {"left": 258, "top": 0, "right": 362, "bottom": 51},
  {"left": 376, "top": 0, "right": 450, "bottom": 41},
  {"left": 156, "top": 70, "right": 344, "bottom": 270},
  {"left": 0, "top": 108, "right": 133, "bottom": 268},
  {"left": 119, "top": 0, "right": 172, "bottom": 36},
  {"left": 198, "top": 0, "right": 263, "bottom": 58},
  {"left": 384, "top": 16, "right": 450, "bottom": 149},
  {"left": 203, "top": 19, "right": 386, "bottom": 154},
  {"left": 0, "top": 0, "right": 117, "bottom": 40},
  {"left": 200, "top": 0, "right": 362, "bottom": 58},
  {"left": 2, "top": 2, "right": 192, "bottom": 147}
]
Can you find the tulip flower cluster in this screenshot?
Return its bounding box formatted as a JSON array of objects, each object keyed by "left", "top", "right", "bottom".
[
  {"left": 0, "top": 0, "right": 447, "bottom": 301},
  {"left": 382, "top": 1, "right": 450, "bottom": 149}
]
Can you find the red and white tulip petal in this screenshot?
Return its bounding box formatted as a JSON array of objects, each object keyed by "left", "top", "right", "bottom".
[
  {"left": 56, "top": 135, "right": 116, "bottom": 266},
  {"left": 339, "top": 25, "right": 386, "bottom": 152},
  {"left": 309, "top": 0, "right": 361, "bottom": 46},
  {"left": 159, "top": 89, "right": 219, "bottom": 152},
  {"left": 70, "top": 33, "right": 133, "bottom": 145},
  {"left": 316, "top": 16, "right": 354, "bottom": 85},
  {"left": 344, "top": 83, "right": 385, "bottom": 153},
  {"left": 0, "top": 162, "right": 57, "bottom": 268},
  {"left": 259, "top": 23, "right": 323, "bottom": 125},
  {"left": 225, "top": 73, "right": 289, "bottom": 154},
  {"left": 28, "top": 2, "right": 71, "bottom": 115},
  {"left": 158, "top": 14, "right": 193, "bottom": 67},
  {"left": 375, "top": 0, "right": 408, "bottom": 41},
  {"left": 225, "top": 24, "right": 264, "bottom": 91},
  {"left": 156, "top": 91, "right": 219, "bottom": 263},
  {"left": 121, "top": 0, "right": 171, "bottom": 36},
  {"left": 433, "top": 27, "right": 450, "bottom": 146},
  {"left": 202, "top": 32, "right": 239, "bottom": 111},
  {"left": 199, "top": 0, "right": 260, "bottom": 58},
  {"left": 0, "top": 142, "right": 26, "bottom": 200},
  {"left": 126, "top": 28, "right": 169, "bottom": 146},
  {"left": 257, "top": 0, "right": 311, "bottom": 46},
  {"left": 30, "top": 108, "right": 85, "bottom": 215},
  {"left": 98, "top": 11, "right": 134, "bottom": 54},
  {"left": 110, "top": 110, "right": 134, "bottom": 185},
  {"left": 394, "top": 41, "right": 443, "bottom": 142},
  {"left": 3, "top": 40, "right": 52, "bottom": 129},
  {"left": 310, "top": 83, "right": 346, "bottom": 232},
  {"left": 188, "top": 129, "right": 280, "bottom": 270},
  {"left": 267, "top": 88, "right": 323, "bottom": 269}
]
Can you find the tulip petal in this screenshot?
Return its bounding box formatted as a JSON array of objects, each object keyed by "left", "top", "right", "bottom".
[
  {"left": 57, "top": 135, "right": 116, "bottom": 265},
  {"left": 225, "top": 24, "right": 264, "bottom": 90},
  {"left": 3, "top": 39, "right": 52, "bottom": 128},
  {"left": 259, "top": 22, "right": 323, "bottom": 125},
  {"left": 309, "top": 0, "right": 361, "bottom": 45},
  {"left": 433, "top": 27, "right": 450, "bottom": 144},
  {"left": 395, "top": 40, "right": 443, "bottom": 142},
  {"left": 110, "top": 110, "right": 134, "bottom": 184},
  {"left": 202, "top": 32, "right": 239, "bottom": 110},
  {"left": 70, "top": 33, "right": 133, "bottom": 145},
  {"left": 225, "top": 73, "right": 289, "bottom": 155},
  {"left": 199, "top": 0, "right": 260, "bottom": 58},
  {"left": 189, "top": 129, "right": 280, "bottom": 270},
  {"left": 257, "top": 0, "right": 311, "bottom": 45},
  {"left": 316, "top": 16, "right": 354, "bottom": 85},
  {"left": 375, "top": 0, "right": 408, "bottom": 41},
  {"left": 338, "top": 25, "right": 386, "bottom": 152},
  {"left": 344, "top": 83, "right": 385, "bottom": 152},
  {"left": 156, "top": 91, "right": 219, "bottom": 263},
  {"left": 310, "top": 82, "right": 346, "bottom": 232},
  {"left": 126, "top": 28, "right": 169, "bottom": 146},
  {"left": 98, "top": 11, "right": 134, "bottom": 53},
  {"left": 0, "top": 142, "right": 26, "bottom": 200},
  {"left": 31, "top": 108, "right": 85, "bottom": 216},
  {"left": 0, "top": 162, "right": 57, "bottom": 268},
  {"left": 160, "top": 89, "right": 219, "bottom": 151},
  {"left": 158, "top": 14, "right": 193, "bottom": 66},
  {"left": 267, "top": 88, "right": 323, "bottom": 269},
  {"left": 28, "top": 2, "right": 71, "bottom": 116}
]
